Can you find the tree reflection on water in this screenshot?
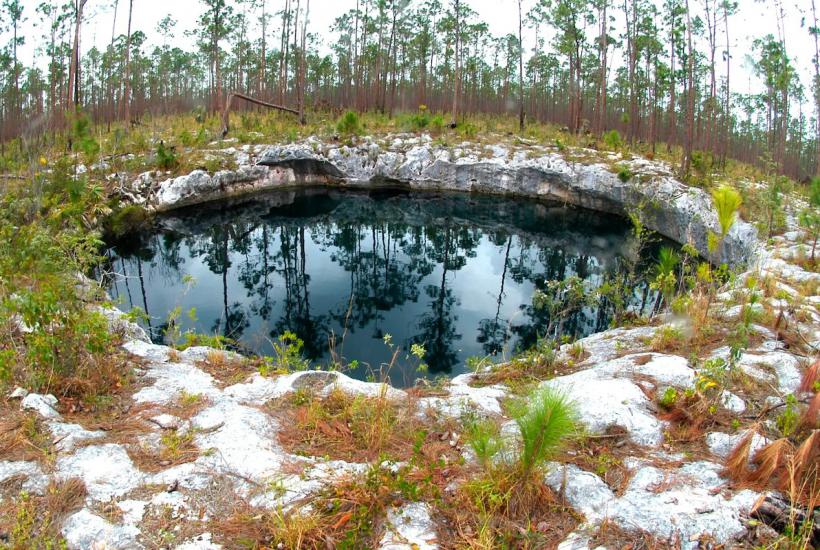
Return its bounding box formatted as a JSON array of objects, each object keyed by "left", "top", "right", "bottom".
[{"left": 102, "top": 187, "right": 666, "bottom": 386}]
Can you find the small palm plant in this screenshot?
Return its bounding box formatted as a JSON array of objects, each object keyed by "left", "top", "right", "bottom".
[{"left": 514, "top": 386, "right": 578, "bottom": 479}]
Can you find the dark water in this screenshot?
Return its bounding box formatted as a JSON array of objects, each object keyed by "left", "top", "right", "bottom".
[{"left": 102, "top": 187, "right": 664, "bottom": 386}]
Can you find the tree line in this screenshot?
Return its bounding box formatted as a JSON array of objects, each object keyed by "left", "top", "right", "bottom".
[{"left": 1, "top": 0, "right": 819, "bottom": 181}]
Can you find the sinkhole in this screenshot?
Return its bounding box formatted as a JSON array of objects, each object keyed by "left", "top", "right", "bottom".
[{"left": 101, "top": 186, "right": 673, "bottom": 387}]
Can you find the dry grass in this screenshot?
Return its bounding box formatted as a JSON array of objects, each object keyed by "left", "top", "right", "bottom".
[
  {"left": 799, "top": 359, "right": 819, "bottom": 394},
  {"left": 211, "top": 467, "right": 412, "bottom": 549},
  {"left": 195, "top": 351, "right": 255, "bottom": 388},
  {"left": 590, "top": 519, "right": 681, "bottom": 549},
  {"left": 438, "top": 469, "right": 580, "bottom": 549},
  {"left": 658, "top": 392, "right": 734, "bottom": 444},
  {"left": 50, "top": 348, "right": 138, "bottom": 413},
  {"left": 128, "top": 427, "right": 201, "bottom": 473},
  {"left": 562, "top": 426, "right": 639, "bottom": 495},
  {"left": 167, "top": 391, "right": 209, "bottom": 420},
  {"left": 0, "top": 407, "right": 54, "bottom": 464},
  {"left": 0, "top": 478, "right": 87, "bottom": 548},
  {"left": 470, "top": 350, "right": 574, "bottom": 391},
  {"left": 726, "top": 433, "right": 818, "bottom": 505},
  {"left": 649, "top": 325, "right": 686, "bottom": 353},
  {"left": 275, "top": 387, "right": 461, "bottom": 464}
]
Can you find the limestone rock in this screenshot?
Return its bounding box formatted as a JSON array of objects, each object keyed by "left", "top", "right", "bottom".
[
  {"left": 56, "top": 444, "right": 145, "bottom": 501},
  {"left": 608, "top": 461, "right": 759, "bottom": 549},
  {"left": 175, "top": 533, "right": 222, "bottom": 550},
  {"left": 0, "top": 460, "right": 49, "bottom": 493},
  {"left": 21, "top": 393, "right": 61, "bottom": 419},
  {"left": 706, "top": 431, "right": 768, "bottom": 460},
  {"left": 379, "top": 502, "right": 438, "bottom": 550},
  {"left": 544, "top": 463, "right": 615, "bottom": 524},
  {"left": 61, "top": 509, "right": 141, "bottom": 550},
  {"left": 145, "top": 139, "right": 759, "bottom": 267},
  {"left": 541, "top": 353, "right": 694, "bottom": 446},
  {"left": 48, "top": 421, "right": 105, "bottom": 452}
]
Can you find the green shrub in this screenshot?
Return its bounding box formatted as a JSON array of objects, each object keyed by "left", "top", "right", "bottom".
[
  {"left": 259, "top": 331, "right": 309, "bottom": 374},
  {"left": 776, "top": 394, "right": 800, "bottom": 437},
  {"left": 336, "top": 111, "right": 362, "bottom": 135},
  {"left": 70, "top": 110, "right": 100, "bottom": 162},
  {"left": 408, "top": 112, "right": 430, "bottom": 131},
  {"left": 602, "top": 129, "right": 622, "bottom": 150},
  {"left": 711, "top": 185, "right": 742, "bottom": 237},
  {"left": 616, "top": 164, "right": 633, "bottom": 183},
  {"left": 0, "top": 162, "right": 120, "bottom": 397},
  {"left": 691, "top": 150, "right": 712, "bottom": 178},
  {"left": 104, "top": 204, "right": 150, "bottom": 239},
  {"left": 179, "top": 129, "right": 196, "bottom": 147},
  {"left": 659, "top": 387, "right": 678, "bottom": 409},
  {"left": 460, "top": 122, "right": 478, "bottom": 139},
  {"left": 156, "top": 141, "right": 178, "bottom": 170}
]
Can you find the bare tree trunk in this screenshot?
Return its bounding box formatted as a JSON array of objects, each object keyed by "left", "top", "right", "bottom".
[
  {"left": 450, "top": 0, "right": 460, "bottom": 127},
  {"left": 279, "top": 0, "right": 290, "bottom": 104},
  {"left": 298, "top": 0, "right": 309, "bottom": 124},
  {"left": 107, "top": 0, "right": 119, "bottom": 128},
  {"left": 261, "top": 0, "right": 267, "bottom": 97},
  {"left": 518, "top": 0, "right": 525, "bottom": 131},
  {"left": 666, "top": 5, "right": 676, "bottom": 153},
  {"left": 353, "top": 0, "right": 360, "bottom": 109},
  {"left": 12, "top": 16, "right": 19, "bottom": 116},
  {"left": 812, "top": 0, "right": 820, "bottom": 175},
  {"left": 681, "top": 0, "right": 695, "bottom": 177},
  {"left": 221, "top": 92, "right": 298, "bottom": 136},
  {"left": 122, "top": 0, "right": 134, "bottom": 129},
  {"left": 214, "top": 1, "right": 224, "bottom": 114},
  {"left": 595, "top": 0, "right": 609, "bottom": 134},
  {"left": 291, "top": 0, "right": 300, "bottom": 105},
  {"left": 66, "top": 0, "right": 88, "bottom": 110}
]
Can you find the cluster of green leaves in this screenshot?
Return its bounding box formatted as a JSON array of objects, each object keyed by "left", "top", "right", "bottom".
[
  {"left": 0, "top": 156, "right": 120, "bottom": 398},
  {"left": 798, "top": 177, "right": 820, "bottom": 262},
  {"left": 155, "top": 141, "right": 178, "bottom": 170},
  {"left": 405, "top": 111, "right": 445, "bottom": 134},
  {"left": 258, "top": 331, "right": 310, "bottom": 375},
  {"left": 336, "top": 111, "right": 362, "bottom": 136}
]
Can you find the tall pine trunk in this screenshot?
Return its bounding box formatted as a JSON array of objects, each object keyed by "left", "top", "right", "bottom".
[
  {"left": 123, "top": 0, "right": 134, "bottom": 129},
  {"left": 450, "top": 0, "right": 460, "bottom": 127}
]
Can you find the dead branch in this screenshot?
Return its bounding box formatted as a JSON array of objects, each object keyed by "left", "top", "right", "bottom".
[{"left": 221, "top": 92, "right": 299, "bottom": 138}]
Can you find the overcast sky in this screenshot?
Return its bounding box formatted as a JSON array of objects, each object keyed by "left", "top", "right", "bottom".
[{"left": 8, "top": 0, "right": 818, "bottom": 106}]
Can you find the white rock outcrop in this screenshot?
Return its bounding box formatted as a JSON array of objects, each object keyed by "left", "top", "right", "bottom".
[{"left": 145, "top": 137, "right": 758, "bottom": 267}]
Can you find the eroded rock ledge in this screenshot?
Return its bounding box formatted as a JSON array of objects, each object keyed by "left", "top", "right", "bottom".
[{"left": 131, "top": 135, "right": 758, "bottom": 267}]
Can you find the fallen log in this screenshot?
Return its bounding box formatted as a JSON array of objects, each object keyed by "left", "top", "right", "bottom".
[
  {"left": 751, "top": 493, "right": 819, "bottom": 547},
  {"left": 221, "top": 92, "right": 299, "bottom": 138}
]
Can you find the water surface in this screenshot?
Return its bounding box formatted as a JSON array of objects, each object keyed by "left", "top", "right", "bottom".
[{"left": 103, "top": 187, "right": 663, "bottom": 385}]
